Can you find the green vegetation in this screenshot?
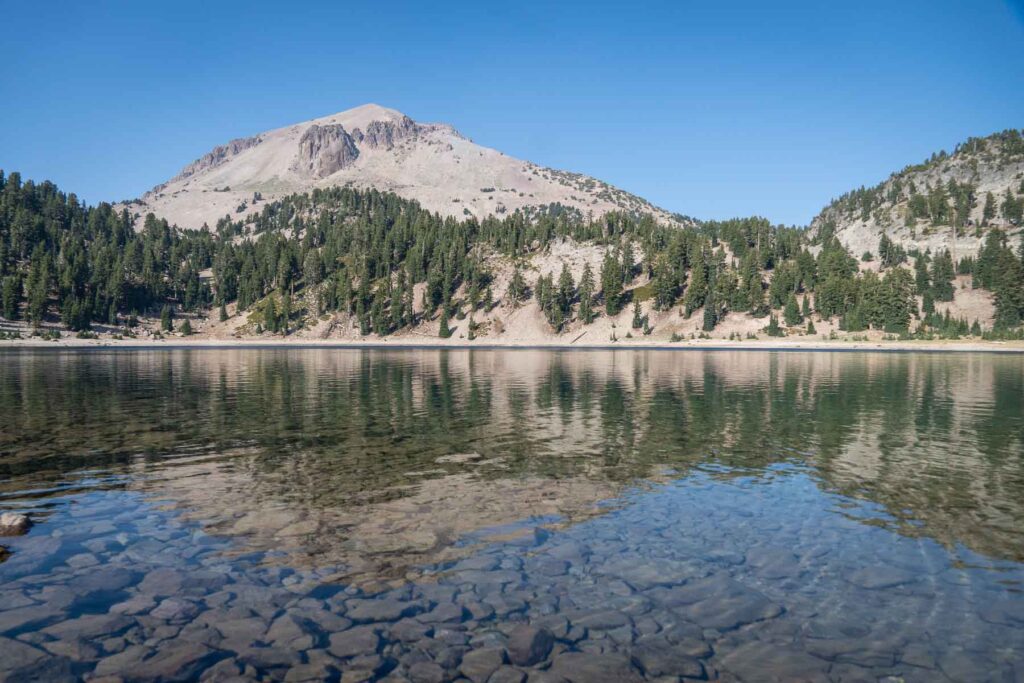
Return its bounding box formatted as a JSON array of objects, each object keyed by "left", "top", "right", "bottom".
[
  {"left": 2, "top": 169, "right": 1023, "bottom": 340},
  {"left": 0, "top": 171, "right": 212, "bottom": 331}
]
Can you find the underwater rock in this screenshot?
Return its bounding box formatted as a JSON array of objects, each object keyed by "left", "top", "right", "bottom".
[{"left": 0, "top": 513, "right": 31, "bottom": 536}]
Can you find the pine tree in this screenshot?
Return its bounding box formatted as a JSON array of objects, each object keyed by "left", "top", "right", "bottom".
[
  {"left": 508, "top": 267, "right": 527, "bottom": 304},
  {"left": 219, "top": 300, "right": 228, "bottom": 322},
  {"left": 631, "top": 300, "right": 643, "bottom": 329},
  {"left": 439, "top": 309, "right": 452, "bottom": 338},
  {"left": 557, "top": 263, "right": 575, "bottom": 319},
  {"left": 765, "top": 313, "right": 783, "bottom": 336},
  {"left": 702, "top": 293, "right": 718, "bottom": 331},
  {"left": 280, "top": 294, "right": 291, "bottom": 336},
  {"left": 161, "top": 305, "right": 173, "bottom": 332},
  {"left": 601, "top": 252, "right": 623, "bottom": 315},
  {"left": 621, "top": 241, "right": 636, "bottom": 283},
  {"left": 783, "top": 294, "right": 802, "bottom": 326},
  {"left": 923, "top": 289, "right": 935, "bottom": 315},
  {"left": 180, "top": 319, "right": 193, "bottom": 336},
  {"left": 1002, "top": 188, "right": 1023, "bottom": 223},
  {"left": 264, "top": 298, "right": 278, "bottom": 333},
  {"left": 931, "top": 250, "right": 955, "bottom": 302},
  {"left": 683, "top": 248, "right": 708, "bottom": 317},
  {"left": 403, "top": 271, "right": 415, "bottom": 326},
  {"left": 1, "top": 275, "right": 20, "bottom": 320},
  {"left": 303, "top": 249, "right": 324, "bottom": 286},
  {"left": 578, "top": 263, "right": 595, "bottom": 324},
  {"left": 652, "top": 256, "right": 677, "bottom": 310},
  {"left": 914, "top": 254, "right": 930, "bottom": 294},
  {"left": 983, "top": 191, "right": 997, "bottom": 225},
  {"left": 26, "top": 246, "right": 49, "bottom": 325}
]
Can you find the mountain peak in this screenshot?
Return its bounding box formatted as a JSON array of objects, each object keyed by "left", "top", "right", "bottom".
[
  {"left": 128, "top": 107, "right": 677, "bottom": 230},
  {"left": 307, "top": 103, "right": 410, "bottom": 131}
]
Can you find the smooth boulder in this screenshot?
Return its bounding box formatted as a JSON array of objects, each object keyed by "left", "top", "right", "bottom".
[{"left": 0, "top": 513, "right": 31, "bottom": 536}]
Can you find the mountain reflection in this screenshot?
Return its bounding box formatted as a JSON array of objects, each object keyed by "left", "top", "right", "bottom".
[{"left": 1, "top": 348, "right": 1022, "bottom": 578}]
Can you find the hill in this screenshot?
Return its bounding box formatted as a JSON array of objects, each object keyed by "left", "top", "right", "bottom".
[{"left": 810, "top": 129, "right": 1024, "bottom": 257}]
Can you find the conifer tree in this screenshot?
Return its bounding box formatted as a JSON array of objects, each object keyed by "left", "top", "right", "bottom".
[
  {"left": 983, "top": 191, "right": 997, "bottom": 224},
  {"left": 914, "top": 254, "right": 930, "bottom": 294},
  {"left": 280, "top": 294, "right": 291, "bottom": 335},
  {"left": 652, "top": 256, "right": 677, "bottom": 310},
  {"left": 264, "top": 298, "right": 278, "bottom": 333},
  {"left": 508, "top": 267, "right": 527, "bottom": 304},
  {"left": 557, "top": 263, "right": 575, "bottom": 319},
  {"left": 1, "top": 275, "right": 19, "bottom": 319},
  {"left": 578, "top": 263, "right": 595, "bottom": 324},
  {"left": 783, "top": 294, "right": 802, "bottom": 326},
  {"left": 702, "top": 293, "right": 719, "bottom": 331},
  {"left": 931, "top": 250, "right": 955, "bottom": 302},
  {"left": 438, "top": 309, "right": 452, "bottom": 338},
  {"left": 600, "top": 252, "right": 623, "bottom": 315}
]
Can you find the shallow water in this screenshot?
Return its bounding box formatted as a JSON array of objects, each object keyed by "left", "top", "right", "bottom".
[{"left": 0, "top": 348, "right": 1022, "bottom": 681}]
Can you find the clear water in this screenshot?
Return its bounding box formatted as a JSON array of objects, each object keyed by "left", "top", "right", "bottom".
[{"left": 0, "top": 349, "right": 1022, "bottom": 682}]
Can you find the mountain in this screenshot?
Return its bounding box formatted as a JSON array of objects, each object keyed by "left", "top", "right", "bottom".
[
  {"left": 810, "top": 130, "right": 1024, "bottom": 257},
  {"left": 125, "top": 104, "right": 679, "bottom": 230}
]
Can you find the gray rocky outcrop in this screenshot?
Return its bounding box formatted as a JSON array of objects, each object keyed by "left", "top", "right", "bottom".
[
  {"left": 294, "top": 124, "right": 360, "bottom": 178},
  {"left": 351, "top": 115, "right": 420, "bottom": 150},
  {"left": 170, "top": 136, "right": 262, "bottom": 183}
]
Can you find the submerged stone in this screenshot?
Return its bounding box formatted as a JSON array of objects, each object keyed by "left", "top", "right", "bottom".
[
  {"left": 459, "top": 646, "right": 506, "bottom": 682},
  {"left": 347, "top": 598, "right": 424, "bottom": 623},
  {"left": 718, "top": 641, "right": 830, "bottom": 682},
  {"left": 328, "top": 625, "right": 381, "bottom": 658},
  {"left": 847, "top": 566, "right": 918, "bottom": 590},
  {"left": 507, "top": 625, "right": 554, "bottom": 666},
  {"left": 547, "top": 652, "right": 643, "bottom": 683},
  {"left": 0, "top": 513, "right": 32, "bottom": 537}
]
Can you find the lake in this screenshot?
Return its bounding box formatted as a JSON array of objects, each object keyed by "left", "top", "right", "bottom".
[{"left": 0, "top": 348, "right": 1022, "bottom": 682}]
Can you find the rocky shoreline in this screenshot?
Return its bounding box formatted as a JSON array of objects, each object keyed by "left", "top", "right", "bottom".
[{"left": 1, "top": 336, "right": 1022, "bottom": 353}]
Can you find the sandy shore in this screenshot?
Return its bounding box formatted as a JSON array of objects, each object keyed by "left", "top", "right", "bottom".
[{"left": 1, "top": 336, "right": 1022, "bottom": 353}]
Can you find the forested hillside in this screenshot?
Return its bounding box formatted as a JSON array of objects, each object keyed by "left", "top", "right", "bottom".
[
  {"left": 0, "top": 171, "right": 214, "bottom": 334},
  {"left": 3, "top": 168, "right": 1023, "bottom": 343},
  {"left": 811, "top": 129, "right": 1024, "bottom": 259}
]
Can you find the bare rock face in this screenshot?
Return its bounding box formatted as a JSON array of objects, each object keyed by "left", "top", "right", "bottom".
[
  {"left": 294, "top": 124, "right": 360, "bottom": 178},
  {"left": 171, "top": 136, "right": 262, "bottom": 184},
  {"left": 352, "top": 115, "right": 420, "bottom": 150},
  {"left": 0, "top": 512, "right": 31, "bottom": 536}
]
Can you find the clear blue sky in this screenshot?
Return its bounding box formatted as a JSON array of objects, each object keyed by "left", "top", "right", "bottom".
[{"left": 2, "top": 0, "right": 1022, "bottom": 226}]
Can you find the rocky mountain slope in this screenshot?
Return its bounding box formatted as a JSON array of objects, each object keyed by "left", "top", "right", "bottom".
[
  {"left": 124, "top": 104, "right": 679, "bottom": 230},
  {"left": 810, "top": 130, "right": 1024, "bottom": 257}
]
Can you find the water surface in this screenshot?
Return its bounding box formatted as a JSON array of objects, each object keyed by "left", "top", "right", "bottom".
[{"left": 0, "top": 349, "right": 1022, "bottom": 681}]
